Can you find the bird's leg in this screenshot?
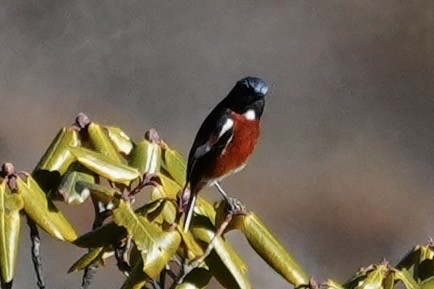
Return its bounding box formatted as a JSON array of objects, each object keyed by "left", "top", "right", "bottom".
[{"left": 214, "top": 181, "right": 247, "bottom": 215}]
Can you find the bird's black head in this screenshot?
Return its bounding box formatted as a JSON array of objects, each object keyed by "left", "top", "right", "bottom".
[{"left": 223, "top": 76, "right": 268, "bottom": 115}]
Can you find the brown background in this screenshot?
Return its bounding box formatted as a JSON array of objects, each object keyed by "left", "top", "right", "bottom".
[{"left": 0, "top": 1, "right": 433, "bottom": 288}]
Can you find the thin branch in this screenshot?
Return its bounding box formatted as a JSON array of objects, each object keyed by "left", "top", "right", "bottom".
[
  {"left": 26, "top": 216, "right": 46, "bottom": 289},
  {"left": 177, "top": 213, "right": 233, "bottom": 283}
]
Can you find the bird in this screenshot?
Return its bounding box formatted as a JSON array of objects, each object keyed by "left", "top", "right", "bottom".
[{"left": 179, "top": 76, "right": 268, "bottom": 232}]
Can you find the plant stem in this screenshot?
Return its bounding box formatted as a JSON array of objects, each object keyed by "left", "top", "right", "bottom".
[{"left": 27, "top": 216, "right": 45, "bottom": 289}]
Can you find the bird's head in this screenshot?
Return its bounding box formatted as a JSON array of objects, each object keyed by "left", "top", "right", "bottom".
[{"left": 224, "top": 76, "right": 268, "bottom": 114}]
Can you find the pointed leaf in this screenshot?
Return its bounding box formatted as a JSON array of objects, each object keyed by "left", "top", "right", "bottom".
[
  {"left": 0, "top": 182, "right": 23, "bottom": 282},
  {"left": 88, "top": 123, "right": 124, "bottom": 164},
  {"left": 68, "top": 247, "right": 106, "bottom": 273},
  {"left": 84, "top": 182, "right": 119, "bottom": 204},
  {"left": 175, "top": 268, "right": 212, "bottom": 289},
  {"left": 356, "top": 264, "right": 387, "bottom": 289},
  {"left": 113, "top": 200, "right": 181, "bottom": 278},
  {"left": 161, "top": 147, "right": 186, "bottom": 187},
  {"left": 231, "top": 212, "right": 309, "bottom": 287},
  {"left": 17, "top": 176, "right": 78, "bottom": 242},
  {"left": 191, "top": 216, "right": 250, "bottom": 289},
  {"left": 395, "top": 269, "right": 421, "bottom": 289},
  {"left": 420, "top": 276, "right": 434, "bottom": 289},
  {"left": 105, "top": 126, "right": 133, "bottom": 155},
  {"left": 73, "top": 223, "right": 126, "bottom": 248},
  {"left": 326, "top": 279, "right": 346, "bottom": 289},
  {"left": 34, "top": 128, "right": 80, "bottom": 174},
  {"left": 70, "top": 147, "right": 139, "bottom": 185},
  {"left": 56, "top": 164, "right": 95, "bottom": 204},
  {"left": 129, "top": 140, "right": 161, "bottom": 174},
  {"left": 120, "top": 260, "right": 148, "bottom": 289},
  {"left": 155, "top": 174, "right": 182, "bottom": 198}
]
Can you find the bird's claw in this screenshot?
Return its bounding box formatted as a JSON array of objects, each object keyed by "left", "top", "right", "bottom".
[{"left": 225, "top": 197, "right": 248, "bottom": 215}]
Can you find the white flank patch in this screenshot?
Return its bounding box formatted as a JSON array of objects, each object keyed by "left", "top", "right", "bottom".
[
  {"left": 243, "top": 109, "right": 256, "bottom": 120},
  {"left": 194, "top": 118, "right": 233, "bottom": 159}
]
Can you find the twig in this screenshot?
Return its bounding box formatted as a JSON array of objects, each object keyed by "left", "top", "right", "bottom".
[
  {"left": 177, "top": 213, "right": 233, "bottom": 283},
  {"left": 26, "top": 216, "right": 45, "bottom": 289},
  {"left": 81, "top": 192, "right": 113, "bottom": 289}
]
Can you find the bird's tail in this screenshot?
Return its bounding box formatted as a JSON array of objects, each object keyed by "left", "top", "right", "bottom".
[{"left": 183, "top": 192, "right": 197, "bottom": 232}]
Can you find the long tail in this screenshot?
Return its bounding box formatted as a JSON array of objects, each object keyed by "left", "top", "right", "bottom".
[{"left": 183, "top": 193, "right": 197, "bottom": 232}]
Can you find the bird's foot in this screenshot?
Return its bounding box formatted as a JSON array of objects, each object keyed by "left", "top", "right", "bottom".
[{"left": 225, "top": 197, "right": 248, "bottom": 215}]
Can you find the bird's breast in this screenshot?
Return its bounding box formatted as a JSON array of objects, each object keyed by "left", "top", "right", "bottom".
[{"left": 207, "top": 112, "right": 260, "bottom": 180}]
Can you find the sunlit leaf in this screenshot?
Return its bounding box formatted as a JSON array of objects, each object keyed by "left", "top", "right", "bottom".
[
  {"left": 191, "top": 216, "right": 250, "bottom": 289},
  {"left": 420, "top": 276, "right": 434, "bottom": 289},
  {"left": 129, "top": 139, "right": 161, "bottom": 174},
  {"left": 113, "top": 200, "right": 181, "bottom": 278},
  {"left": 105, "top": 126, "right": 133, "bottom": 155},
  {"left": 68, "top": 247, "right": 106, "bottom": 273},
  {"left": 175, "top": 268, "right": 212, "bottom": 289},
  {"left": 17, "top": 176, "right": 78, "bottom": 242},
  {"left": 154, "top": 174, "right": 182, "bottom": 199},
  {"left": 84, "top": 182, "right": 119, "bottom": 204},
  {"left": 357, "top": 264, "right": 387, "bottom": 289},
  {"left": 56, "top": 163, "right": 95, "bottom": 204},
  {"left": 88, "top": 122, "right": 124, "bottom": 164},
  {"left": 326, "top": 279, "right": 346, "bottom": 289},
  {"left": 178, "top": 230, "right": 204, "bottom": 260},
  {"left": 34, "top": 127, "right": 80, "bottom": 174},
  {"left": 73, "top": 223, "right": 126, "bottom": 248},
  {"left": 0, "top": 181, "right": 24, "bottom": 282},
  {"left": 395, "top": 268, "right": 421, "bottom": 289},
  {"left": 397, "top": 244, "right": 434, "bottom": 282},
  {"left": 230, "top": 212, "right": 309, "bottom": 287},
  {"left": 70, "top": 147, "right": 139, "bottom": 185},
  {"left": 161, "top": 147, "right": 186, "bottom": 187}
]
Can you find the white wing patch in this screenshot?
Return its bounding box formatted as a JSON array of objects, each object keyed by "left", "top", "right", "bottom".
[
  {"left": 243, "top": 109, "right": 256, "bottom": 120},
  {"left": 219, "top": 118, "right": 234, "bottom": 137},
  {"left": 194, "top": 118, "right": 234, "bottom": 159}
]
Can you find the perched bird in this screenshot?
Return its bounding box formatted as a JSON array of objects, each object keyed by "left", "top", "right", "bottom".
[{"left": 180, "top": 76, "right": 268, "bottom": 231}]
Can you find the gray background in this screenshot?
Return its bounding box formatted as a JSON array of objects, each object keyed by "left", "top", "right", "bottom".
[{"left": 0, "top": 1, "right": 433, "bottom": 288}]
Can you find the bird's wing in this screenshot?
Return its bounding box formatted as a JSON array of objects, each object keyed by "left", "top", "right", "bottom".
[{"left": 187, "top": 110, "right": 234, "bottom": 178}]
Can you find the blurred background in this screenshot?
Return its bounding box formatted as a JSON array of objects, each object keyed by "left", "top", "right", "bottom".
[{"left": 0, "top": 1, "right": 433, "bottom": 288}]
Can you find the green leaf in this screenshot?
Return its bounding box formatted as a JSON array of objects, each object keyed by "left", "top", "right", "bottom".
[
  {"left": 357, "top": 264, "right": 387, "bottom": 289},
  {"left": 73, "top": 223, "right": 126, "bottom": 248},
  {"left": 70, "top": 147, "right": 140, "bottom": 185},
  {"left": 395, "top": 269, "right": 421, "bottom": 289},
  {"left": 17, "top": 176, "right": 78, "bottom": 242},
  {"left": 83, "top": 182, "right": 119, "bottom": 204},
  {"left": 113, "top": 200, "right": 181, "bottom": 279},
  {"left": 154, "top": 174, "right": 182, "bottom": 199},
  {"left": 34, "top": 128, "right": 80, "bottom": 174},
  {"left": 105, "top": 126, "right": 133, "bottom": 155},
  {"left": 420, "top": 276, "right": 434, "bottom": 289},
  {"left": 0, "top": 181, "right": 24, "bottom": 283},
  {"left": 191, "top": 216, "right": 250, "bottom": 289},
  {"left": 129, "top": 139, "right": 161, "bottom": 174},
  {"left": 161, "top": 147, "right": 186, "bottom": 187},
  {"left": 88, "top": 123, "right": 124, "bottom": 164},
  {"left": 231, "top": 212, "right": 309, "bottom": 287},
  {"left": 120, "top": 260, "right": 148, "bottom": 289},
  {"left": 175, "top": 268, "right": 212, "bottom": 289},
  {"left": 56, "top": 164, "right": 95, "bottom": 204},
  {"left": 326, "top": 279, "right": 346, "bottom": 289},
  {"left": 68, "top": 247, "right": 106, "bottom": 273}
]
